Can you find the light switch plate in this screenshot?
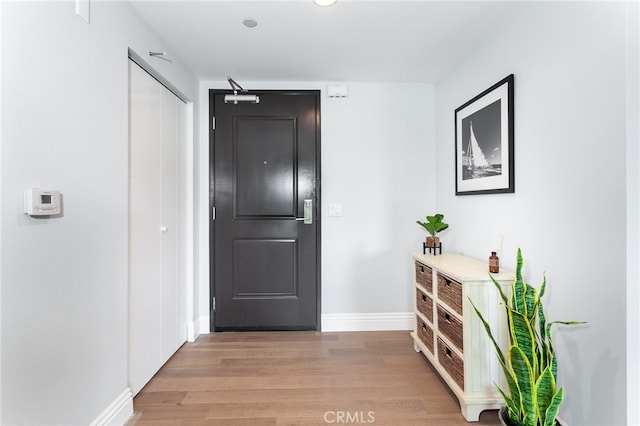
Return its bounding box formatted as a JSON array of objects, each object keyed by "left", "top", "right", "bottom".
[{"left": 328, "top": 203, "right": 342, "bottom": 217}]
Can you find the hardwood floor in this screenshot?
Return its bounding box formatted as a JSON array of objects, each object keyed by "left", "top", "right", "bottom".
[{"left": 127, "top": 331, "right": 500, "bottom": 426}]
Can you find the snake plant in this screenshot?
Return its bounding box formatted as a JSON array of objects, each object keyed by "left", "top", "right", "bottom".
[{"left": 469, "top": 248, "right": 584, "bottom": 426}]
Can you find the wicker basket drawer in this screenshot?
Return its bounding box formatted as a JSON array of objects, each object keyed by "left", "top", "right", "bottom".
[
  {"left": 437, "top": 304, "right": 463, "bottom": 351},
  {"left": 416, "top": 288, "right": 433, "bottom": 322},
  {"left": 438, "top": 337, "right": 464, "bottom": 390},
  {"left": 417, "top": 318, "right": 434, "bottom": 354},
  {"left": 415, "top": 262, "right": 433, "bottom": 293},
  {"left": 437, "top": 273, "right": 463, "bottom": 315}
]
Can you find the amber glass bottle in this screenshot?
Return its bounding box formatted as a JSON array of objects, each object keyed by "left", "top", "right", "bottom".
[{"left": 489, "top": 251, "right": 500, "bottom": 273}]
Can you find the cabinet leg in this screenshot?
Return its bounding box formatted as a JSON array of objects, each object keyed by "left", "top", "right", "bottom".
[{"left": 461, "top": 404, "right": 484, "bottom": 422}]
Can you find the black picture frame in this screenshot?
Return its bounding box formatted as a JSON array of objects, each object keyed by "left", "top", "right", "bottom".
[{"left": 455, "top": 74, "right": 514, "bottom": 195}]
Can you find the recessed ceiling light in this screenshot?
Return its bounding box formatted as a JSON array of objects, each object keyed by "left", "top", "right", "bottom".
[
  {"left": 242, "top": 18, "right": 258, "bottom": 28},
  {"left": 313, "top": 0, "right": 337, "bottom": 6}
]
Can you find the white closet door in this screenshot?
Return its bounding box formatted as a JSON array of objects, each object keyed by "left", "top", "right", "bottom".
[
  {"left": 160, "top": 83, "right": 178, "bottom": 361},
  {"left": 128, "top": 60, "right": 187, "bottom": 396}
]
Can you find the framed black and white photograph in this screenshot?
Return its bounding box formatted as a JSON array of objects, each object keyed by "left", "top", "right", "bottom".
[{"left": 455, "top": 74, "right": 514, "bottom": 195}]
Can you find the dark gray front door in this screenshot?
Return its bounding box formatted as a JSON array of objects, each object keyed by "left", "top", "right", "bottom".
[{"left": 210, "top": 90, "right": 320, "bottom": 331}]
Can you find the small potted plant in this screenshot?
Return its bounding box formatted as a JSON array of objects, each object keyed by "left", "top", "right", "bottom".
[
  {"left": 416, "top": 213, "right": 449, "bottom": 248},
  {"left": 469, "top": 249, "right": 584, "bottom": 426}
]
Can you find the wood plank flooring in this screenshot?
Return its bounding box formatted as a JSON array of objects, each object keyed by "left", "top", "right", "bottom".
[{"left": 127, "top": 331, "right": 500, "bottom": 426}]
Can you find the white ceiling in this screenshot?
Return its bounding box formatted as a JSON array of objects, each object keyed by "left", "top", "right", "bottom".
[{"left": 130, "top": 0, "right": 518, "bottom": 83}]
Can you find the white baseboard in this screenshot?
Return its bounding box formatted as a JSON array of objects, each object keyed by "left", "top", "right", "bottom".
[
  {"left": 90, "top": 388, "right": 133, "bottom": 426},
  {"left": 321, "top": 312, "right": 413, "bottom": 332},
  {"left": 187, "top": 313, "right": 410, "bottom": 335},
  {"left": 187, "top": 315, "right": 210, "bottom": 341}
]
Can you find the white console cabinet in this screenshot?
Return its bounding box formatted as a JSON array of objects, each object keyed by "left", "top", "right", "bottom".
[{"left": 411, "top": 252, "right": 514, "bottom": 421}]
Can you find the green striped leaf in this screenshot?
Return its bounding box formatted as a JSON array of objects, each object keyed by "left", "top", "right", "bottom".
[
  {"left": 469, "top": 298, "right": 506, "bottom": 366},
  {"left": 524, "top": 283, "right": 537, "bottom": 323},
  {"left": 544, "top": 321, "right": 586, "bottom": 381},
  {"left": 501, "top": 357, "right": 522, "bottom": 419},
  {"left": 497, "top": 385, "right": 520, "bottom": 421},
  {"left": 509, "top": 346, "right": 536, "bottom": 426},
  {"left": 512, "top": 249, "right": 527, "bottom": 315},
  {"left": 490, "top": 273, "right": 510, "bottom": 307},
  {"left": 539, "top": 273, "right": 547, "bottom": 299},
  {"left": 535, "top": 367, "right": 557, "bottom": 425},
  {"left": 509, "top": 309, "right": 538, "bottom": 375},
  {"left": 544, "top": 387, "right": 564, "bottom": 426},
  {"left": 538, "top": 287, "right": 549, "bottom": 370}
]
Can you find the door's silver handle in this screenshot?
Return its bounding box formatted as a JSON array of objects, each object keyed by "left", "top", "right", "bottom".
[{"left": 295, "top": 199, "right": 313, "bottom": 224}]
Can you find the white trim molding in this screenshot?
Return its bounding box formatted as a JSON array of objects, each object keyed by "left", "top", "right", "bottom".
[
  {"left": 188, "top": 313, "right": 410, "bottom": 336},
  {"left": 90, "top": 388, "right": 133, "bottom": 426},
  {"left": 187, "top": 315, "right": 211, "bottom": 341},
  {"left": 321, "top": 312, "right": 413, "bottom": 332}
]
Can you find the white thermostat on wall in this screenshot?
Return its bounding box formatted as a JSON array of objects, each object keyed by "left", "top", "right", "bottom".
[{"left": 24, "top": 188, "right": 61, "bottom": 216}]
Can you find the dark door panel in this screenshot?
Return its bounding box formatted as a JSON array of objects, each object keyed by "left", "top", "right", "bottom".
[
  {"left": 233, "top": 239, "right": 298, "bottom": 299},
  {"left": 211, "top": 91, "right": 320, "bottom": 331},
  {"left": 235, "top": 118, "right": 296, "bottom": 218}
]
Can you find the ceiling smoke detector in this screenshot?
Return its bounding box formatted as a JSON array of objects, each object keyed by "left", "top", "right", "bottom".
[{"left": 242, "top": 18, "right": 258, "bottom": 28}]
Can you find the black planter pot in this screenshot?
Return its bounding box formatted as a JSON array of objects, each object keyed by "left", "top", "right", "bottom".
[{"left": 498, "top": 408, "right": 514, "bottom": 426}]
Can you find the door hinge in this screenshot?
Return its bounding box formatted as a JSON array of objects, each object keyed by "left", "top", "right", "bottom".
[
  {"left": 212, "top": 116, "right": 215, "bottom": 130},
  {"left": 212, "top": 207, "right": 216, "bottom": 220}
]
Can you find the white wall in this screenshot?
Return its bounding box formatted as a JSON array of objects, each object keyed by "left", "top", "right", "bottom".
[
  {"left": 0, "top": 1, "right": 3, "bottom": 422},
  {"left": 0, "top": 2, "right": 197, "bottom": 424},
  {"left": 626, "top": 2, "right": 640, "bottom": 424},
  {"left": 321, "top": 83, "right": 435, "bottom": 319},
  {"left": 434, "top": 3, "right": 632, "bottom": 425},
  {"left": 197, "top": 81, "right": 435, "bottom": 329}
]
